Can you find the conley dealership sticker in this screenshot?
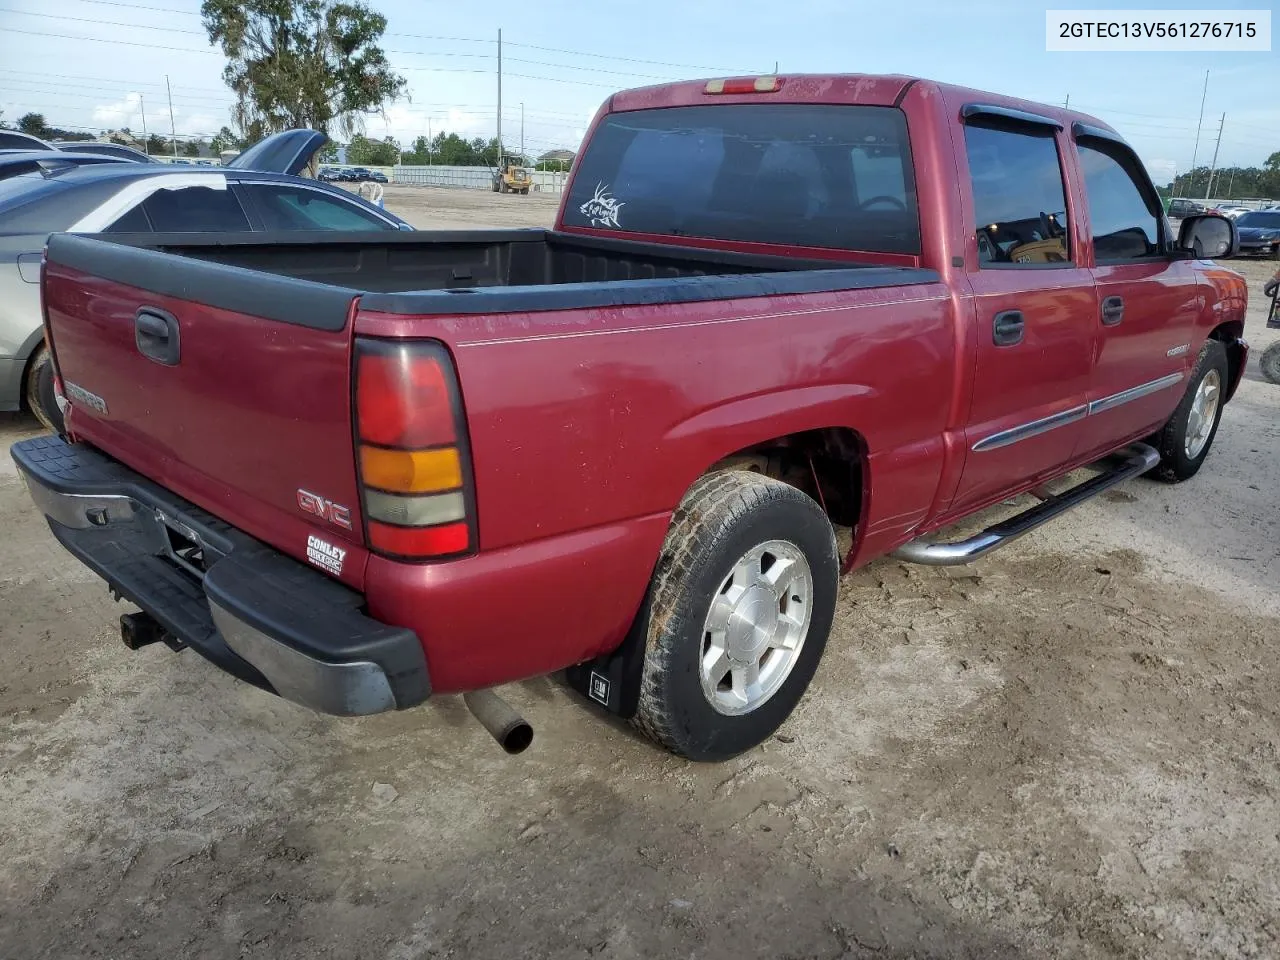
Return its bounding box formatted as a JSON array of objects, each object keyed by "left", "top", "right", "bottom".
[{"left": 306, "top": 535, "right": 346, "bottom": 576}]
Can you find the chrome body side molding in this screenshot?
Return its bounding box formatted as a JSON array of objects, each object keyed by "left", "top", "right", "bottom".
[
  {"left": 1087, "top": 372, "right": 1185, "bottom": 416},
  {"left": 971, "top": 405, "right": 1088, "bottom": 452},
  {"left": 972, "top": 372, "right": 1185, "bottom": 453}
]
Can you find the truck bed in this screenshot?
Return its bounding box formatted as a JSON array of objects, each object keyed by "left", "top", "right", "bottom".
[{"left": 57, "top": 230, "right": 937, "bottom": 323}]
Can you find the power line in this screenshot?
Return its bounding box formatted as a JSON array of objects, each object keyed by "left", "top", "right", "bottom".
[
  {"left": 0, "top": 6, "right": 208, "bottom": 35},
  {"left": 3, "top": 26, "right": 218, "bottom": 53}
]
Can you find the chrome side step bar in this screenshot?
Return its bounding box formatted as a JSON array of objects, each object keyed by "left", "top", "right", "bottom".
[{"left": 891, "top": 443, "right": 1160, "bottom": 566}]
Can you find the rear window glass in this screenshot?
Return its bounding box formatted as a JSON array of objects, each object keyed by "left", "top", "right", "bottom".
[
  {"left": 0, "top": 175, "right": 121, "bottom": 233},
  {"left": 563, "top": 104, "right": 920, "bottom": 255}
]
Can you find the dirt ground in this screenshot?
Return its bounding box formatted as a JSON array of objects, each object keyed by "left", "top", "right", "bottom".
[{"left": 2, "top": 191, "right": 1279, "bottom": 959}]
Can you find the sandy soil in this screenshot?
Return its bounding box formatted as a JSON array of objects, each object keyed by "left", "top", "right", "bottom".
[{"left": 1, "top": 192, "right": 1278, "bottom": 959}]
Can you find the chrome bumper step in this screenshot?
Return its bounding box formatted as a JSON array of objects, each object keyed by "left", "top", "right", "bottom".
[{"left": 891, "top": 443, "right": 1160, "bottom": 566}]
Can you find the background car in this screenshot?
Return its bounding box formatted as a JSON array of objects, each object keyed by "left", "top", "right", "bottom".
[
  {"left": 1210, "top": 204, "right": 1251, "bottom": 220},
  {"left": 52, "top": 140, "right": 156, "bottom": 163},
  {"left": 0, "top": 150, "right": 131, "bottom": 182},
  {"left": 1167, "top": 198, "right": 1206, "bottom": 219},
  {"left": 1233, "top": 210, "right": 1280, "bottom": 259},
  {"left": 0, "top": 130, "right": 54, "bottom": 151},
  {"left": 0, "top": 129, "right": 413, "bottom": 433}
]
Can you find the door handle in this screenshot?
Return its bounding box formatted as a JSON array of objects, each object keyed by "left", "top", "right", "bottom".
[
  {"left": 135, "top": 307, "right": 181, "bottom": 365},
  {"left": 992, "top": 310, "right": 1024, "bottom": 346},
  {"left": 1101, "top": 296, "right": 1125, "bottom": 326}
]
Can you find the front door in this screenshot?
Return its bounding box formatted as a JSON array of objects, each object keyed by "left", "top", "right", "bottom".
[
  {"left": 949, "top": 114, "right": 1098, "bottom": 515},
  {"left": 1071, "top": 134, "right": 1201, "bottom": 459}
]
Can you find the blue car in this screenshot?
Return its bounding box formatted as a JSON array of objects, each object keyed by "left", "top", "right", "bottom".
[{"left": 0, "top": 129, "right": 412, "bottom": 433}]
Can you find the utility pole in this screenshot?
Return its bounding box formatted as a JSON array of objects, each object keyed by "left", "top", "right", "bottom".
[
  {"left": 1226, "top": 167, "right": 1236, "bottom": 199},
  {"left": 426, "top": 117, "right": 432, "bottom": 165},
  {"left": 1063, "top": 94, "right": 1070, "bottom": 109},
  {"left": 520, "top": 102, "right": 524, "bottom": 161},
  {"left": 1204, "top": 112, "right": 1224, "bottom": 200},
  {"left": 496, "top": 28, "right": 503, "bottom": 164},
  {"left": 138, "top": 93, "right": 148, "bottom": 155},
  {"left": 165, "top": 74, "right": 177, "bottom": 158},
  {"left": 1189, "top": 70, "right": 1208, "bottom": 193}
]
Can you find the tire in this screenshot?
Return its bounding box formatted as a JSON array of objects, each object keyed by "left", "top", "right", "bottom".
[
  {"left": 1260, "top": 342, "right": 1280, "bottom": 385},
  {"left": 1149, "top": 339, "right": 1229, "bottom": 482},
  {"left": 632, "top": 470, "right": 839, "bottom": 761},
  {"left": 24, "top": 343, "right": 64, "bottom": 434}
]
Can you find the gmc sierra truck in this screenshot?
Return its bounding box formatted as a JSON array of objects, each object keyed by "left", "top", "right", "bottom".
[{"left": 12, "top": 74, "right": 1248, "bottom": 761}]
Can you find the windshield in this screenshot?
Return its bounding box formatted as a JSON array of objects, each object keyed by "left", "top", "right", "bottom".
[
  {"left": 563, "top": 103, "right": 920, "bottom": 255},
  {"left": 1237, "top": 212, "right": 1280, "bottom": 228}
]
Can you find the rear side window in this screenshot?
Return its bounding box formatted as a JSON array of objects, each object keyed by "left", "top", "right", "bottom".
[
  {"left": 563, "top": 104, "right": 920, "bottom": 255},
  {"left": 1076, "top": 138, "right": 1162, "bottom": 261},
  {"left": 964, "top": 121, "right": 1070, "bottom": 266},
  {"left": 140, "top": 186, "right": 250, "bottom": 231},
  {"left": 241, "top": 183, "right": 394, "bottom": 230}
]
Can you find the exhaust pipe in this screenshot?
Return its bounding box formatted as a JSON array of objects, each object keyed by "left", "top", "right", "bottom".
[{"left": 463, "top": 689, "right": 533, "bottom": 755}]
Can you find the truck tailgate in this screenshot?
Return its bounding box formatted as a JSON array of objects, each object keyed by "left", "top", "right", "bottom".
[{"left": 42, "top": 234, "right": 370, "bottom": 589}]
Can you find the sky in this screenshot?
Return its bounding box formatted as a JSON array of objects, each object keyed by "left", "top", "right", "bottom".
[{"left": 0, "top": 0, "right": 1275, "bottom": 186}]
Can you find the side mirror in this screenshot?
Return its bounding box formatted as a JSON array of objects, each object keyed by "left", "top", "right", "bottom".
[{"left": 1177, "top": 214, "right": 1237, "bottom": 260}]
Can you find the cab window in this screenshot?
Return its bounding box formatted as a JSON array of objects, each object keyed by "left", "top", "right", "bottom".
[{"left": 964, "top": 121, "right": 1071, "bottom": 266}]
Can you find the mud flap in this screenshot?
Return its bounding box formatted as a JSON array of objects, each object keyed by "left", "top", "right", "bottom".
[{"left": 562, "top": 585, "right": 652, "bottom": 719}]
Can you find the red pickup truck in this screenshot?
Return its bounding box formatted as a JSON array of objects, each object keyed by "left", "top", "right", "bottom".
[{"left": 13, "top": 74, "right": 1248, "bottom": 761}]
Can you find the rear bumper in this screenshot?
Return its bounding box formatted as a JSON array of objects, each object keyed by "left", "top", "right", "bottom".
[{"left": 10, "top": 435, "right": 429, "bottom": 716}]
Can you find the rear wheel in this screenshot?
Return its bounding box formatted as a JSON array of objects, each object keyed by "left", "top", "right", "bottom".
[
  {"left": 1260, "top": 342, "right": 1280, "bottom": 385},
  {"left": 1149, "top": 339, "right": 1228, "bottom": 482},
  {"left": 24, "top": 343, "right": 64, "bottom": 434},
  {"left": 632, "top": 470, "right": 839, "bottom": 761}
]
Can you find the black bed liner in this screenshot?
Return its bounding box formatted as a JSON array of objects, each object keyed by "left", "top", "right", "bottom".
[{"left": 45, "top": 229, "right": 939, "bottom": 329}]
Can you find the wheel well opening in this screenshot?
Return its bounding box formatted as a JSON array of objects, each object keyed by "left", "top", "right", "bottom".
[{"left": 705, "top": 428, "right": 866, "bottom": 529}]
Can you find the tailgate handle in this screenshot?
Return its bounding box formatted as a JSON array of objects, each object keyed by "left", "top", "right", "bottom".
[{"left": 135, "top": 308, "right": 180, "bottom": 365}]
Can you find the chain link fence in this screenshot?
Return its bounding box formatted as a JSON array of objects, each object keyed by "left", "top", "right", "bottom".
[{"left": 324, "top": 164, "right": 571, "bottom": 194}]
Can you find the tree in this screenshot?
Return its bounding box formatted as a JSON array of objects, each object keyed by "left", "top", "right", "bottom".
[
  {"left": 210, "top": 125, "right": 245, "bottom": 155},
  {"left": 346, "top": 133, "right": 399, "bottom": 166},
  {"left": 318, "top": 141, "right": 339, "bottom": 163},
  {"left": 201, "top": 0, "right": 407, "bottom": 140},
  {"left": 17, "top": 113, "right": 50, "bottom": 138},
  {"left": 146, "top": 134, "right": 168, "bottom": 155},
  {"left": 183, "top": 139, "right": 202, "bottom": 157}
]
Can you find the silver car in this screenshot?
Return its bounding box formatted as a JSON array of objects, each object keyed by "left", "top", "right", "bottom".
[{"left": 0, "top": 130, "right": 410, "bottom": 432}]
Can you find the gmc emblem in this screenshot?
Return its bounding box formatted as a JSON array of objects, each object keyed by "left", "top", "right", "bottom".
[{"left": 297, "top": 489, "right": 353, "bottom": 530}]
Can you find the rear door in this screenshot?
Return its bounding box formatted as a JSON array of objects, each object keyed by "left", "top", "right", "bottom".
[
  {"left": 948, "top": 111, "right": 1098, "bottom": 514},
  {"left": 1071, "top": 130, "right": 1200, "bottom": 459}
]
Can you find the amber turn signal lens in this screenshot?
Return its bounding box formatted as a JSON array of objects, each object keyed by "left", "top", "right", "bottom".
[{"left": 360, "top": 445, "right": 463, "bottom": 494}]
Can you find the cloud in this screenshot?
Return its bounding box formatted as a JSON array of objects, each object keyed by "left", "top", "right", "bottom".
[
  {"left": 90, "top": 94, "right": 222, "bottom": 139},
  {"left": 91, "top": 93, "right": 144, "bottom": 131},
  {"left": 369, "top": 103, "right": 491, "bottom": 144},
  {"left": 1144, "top": 157, "right": 1178, "bottom": 185}
]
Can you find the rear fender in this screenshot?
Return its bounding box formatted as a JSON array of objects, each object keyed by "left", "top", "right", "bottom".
[{"left": 663, "top": 383, "right": 874, "bottom": 483}]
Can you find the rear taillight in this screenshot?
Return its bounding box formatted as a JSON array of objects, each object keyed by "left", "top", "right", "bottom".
[{"left": 354, "top": 339, "right": 476, "bottom": 560}]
